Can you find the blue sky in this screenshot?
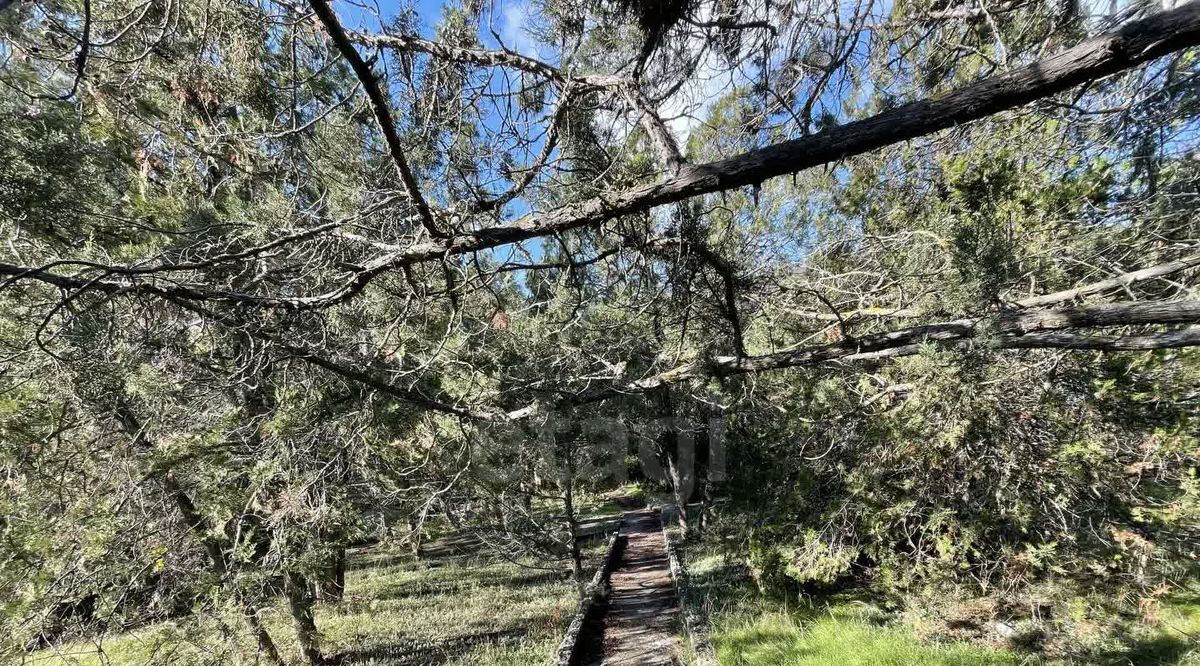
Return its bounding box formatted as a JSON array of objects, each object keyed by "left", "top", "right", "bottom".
[
  {"left": 340, "top": 0, "right": 443, "bottom": 31},
  {"left": 335, "top": 0, "right": 549, "bottom": 267},
  {"left": 339, "top": 0, "right": 527, "bottom": 50}
]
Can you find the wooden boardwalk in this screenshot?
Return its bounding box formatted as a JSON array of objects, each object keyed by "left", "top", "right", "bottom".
[{"left": 580, "top": 510, "right": 683, "bottom": 665}]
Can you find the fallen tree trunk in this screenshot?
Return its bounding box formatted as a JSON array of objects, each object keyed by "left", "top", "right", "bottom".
[{"left": 618, "top": 299, "right": 1200, "bottom": 395}]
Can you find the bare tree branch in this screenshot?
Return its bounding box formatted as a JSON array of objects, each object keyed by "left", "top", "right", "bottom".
[
  {"left": 1012, "top": 252, "right": 1200, "bottom": 308},
  {"left": 788, "top": 251, "right": 1200, "bottom": 321},
  {"left": 613, "top": 299, "right": 1200, "bottom": 396},
  {"left": 4, "top": 4, "right": 1200, "bottom": 310},
  {"left": 307, "top": 0, "right": 446, "bottom": 238}
]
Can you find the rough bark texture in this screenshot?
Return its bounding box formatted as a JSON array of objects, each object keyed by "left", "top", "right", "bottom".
[
  {"left": 319, "top": 549, "right": 346, "bottom": 602},
  {"left": 561, "top": 450, "right": 587, "bottom": 598},
  {"left": 1012, "top": 253, "right": 1200, "bottom": 308},
  {"left": 243, "top": 602, "right": 287, "bottom": 666},
  {"left": 285, "top": 571, "right": 324, "bottom": 665},
  {"left": 343, "top": 1, "right": 1200, "bottom": 293}
]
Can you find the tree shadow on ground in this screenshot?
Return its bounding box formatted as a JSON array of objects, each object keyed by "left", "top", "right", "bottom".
[
  {"left": 366, "top": 569, "right": 567, "bottom": 602},
  {"left": 348, "top": 532, "right": 491, "bottom": 572},
  {"left": 1075, "top": 588, "right": 1199, "bottom": 665},
  {"left": 686, "top": 554, "right": 885, "bottom": 625},
  {"left": 346, "top": 552, "right": 415, "bottom": 572},
  {"left": 1127, "top": 634, "right": 1196, "bottom": 665},
  {"left": 330, "top": 628, "right": 528, "bottom": 665},
  {"left": 714, "top": 622, "right": 814, "bottom": 664},
  {"left": 693, "top": 560, "right": 1198, "bottom": 665},
  {"left": 1088, "top": 631, "right": 1196, "bottom": 665}
]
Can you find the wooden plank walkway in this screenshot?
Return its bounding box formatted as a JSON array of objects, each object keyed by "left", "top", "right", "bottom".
[{"left": 580, "top": 510, "right": 683, "bottom": 665}]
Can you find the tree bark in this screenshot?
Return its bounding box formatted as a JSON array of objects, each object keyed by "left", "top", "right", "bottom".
[
  {"left": 559, "top": 443, "right": 586, "bottom": 599},
  {"left": 407, "top": 512, "right": 424, "bottom": 559},
  {"left": 306, "top": 0, "right": 442, "bottom": 238},
  {"left": 242, "top": 602, "right": 287, "bottom": 666},
  {"left": 110, "top": 400, "right": 290, "bottom": 666},
  {"left": 653, "top": 388, "right": 695, "bottom": 536},
  {"left": 285, "top": 570, "right": 324, "bottom": 665},
  {"left": 614, "top": 299, "right": 1200, "bottom": 396},
  {"left": 313, "top": 547, "right": 346, "bottom": 603},
  {"left": 328, "top": 549, "right": 346, "bottom": 603}
]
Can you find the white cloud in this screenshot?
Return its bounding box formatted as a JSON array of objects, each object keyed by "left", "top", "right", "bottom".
[
  {"left": 659, "top": 48, "right": 732, "bottom": 143},
  {"left": 497, "top": 0, "right": 543, "bottom": 59},
  {"left": 656, "top": 0, "right": 767, "bottom": 144},
  {"left": 1080, "top": 0, "right": 1188, "bottom": 32}
]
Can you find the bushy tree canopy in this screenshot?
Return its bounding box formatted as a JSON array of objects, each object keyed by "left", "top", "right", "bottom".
[{"left": 2, "top": 0, "right": 1200, "bottom": 661}]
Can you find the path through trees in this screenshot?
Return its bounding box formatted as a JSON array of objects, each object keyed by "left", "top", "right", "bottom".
[{"left": 581, "top": 511, "right": 684, "bottom": 666}]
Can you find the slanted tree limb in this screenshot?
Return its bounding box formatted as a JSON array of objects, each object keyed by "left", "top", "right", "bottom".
[
  {"left": 1011, "top": 252, "right": 1200, "bottom": 308},
  {"left": 6, "top": 3, "right": 1198, "bottom": 310},
  {"left": 1003, "top": 327, "right": 1200, "bottom": 350},
  {"left": 348, "top": 29, "right": 564, "bottom": 81},
  {"left": 601, "top": 299, "right": 1200, "bottom": 398},
  {"left": 307, "top": 0, "right": 446, "bottom": 239},
  {"left": 788, "top": 251, "right": 1200, "bottom": 322},
  {"left": 616, "top": 81, "right": 686, "bottom": 173}
]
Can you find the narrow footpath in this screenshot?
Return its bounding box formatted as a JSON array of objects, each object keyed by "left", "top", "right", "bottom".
[{"left": 580, "top": 510, "right": 683, "bottom": 665}]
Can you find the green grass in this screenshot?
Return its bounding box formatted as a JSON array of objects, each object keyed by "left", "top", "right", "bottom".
[
  {"left": 13, "top": 619, "right": 242, "bottom": 665},
  {"left": 1093, "top": 591, "right": 1200, "bottom": 665},
  {"left": 13, "top": 486, "right": 640, "bottom": 666},
  {"left": 319, "top": 550, "right": 581, "bottom": 664},
  {"left": 712, "top": 609, "right": 1021, "bottom": 666},
  {"left": 16, "top": 536, "right": 594, "bottom": 666},
  {"left": 553, "top": 482, "right": 648, "bottom": 522},
  {"left": 688, "top": 558, "right": 1019, "bottom": 666},
  {"left": 1160, "top": 592, "right": 1200, "bottom": 644},
  {"left": 681, "top": 550, "right": 1200, "bottom": 666}
]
